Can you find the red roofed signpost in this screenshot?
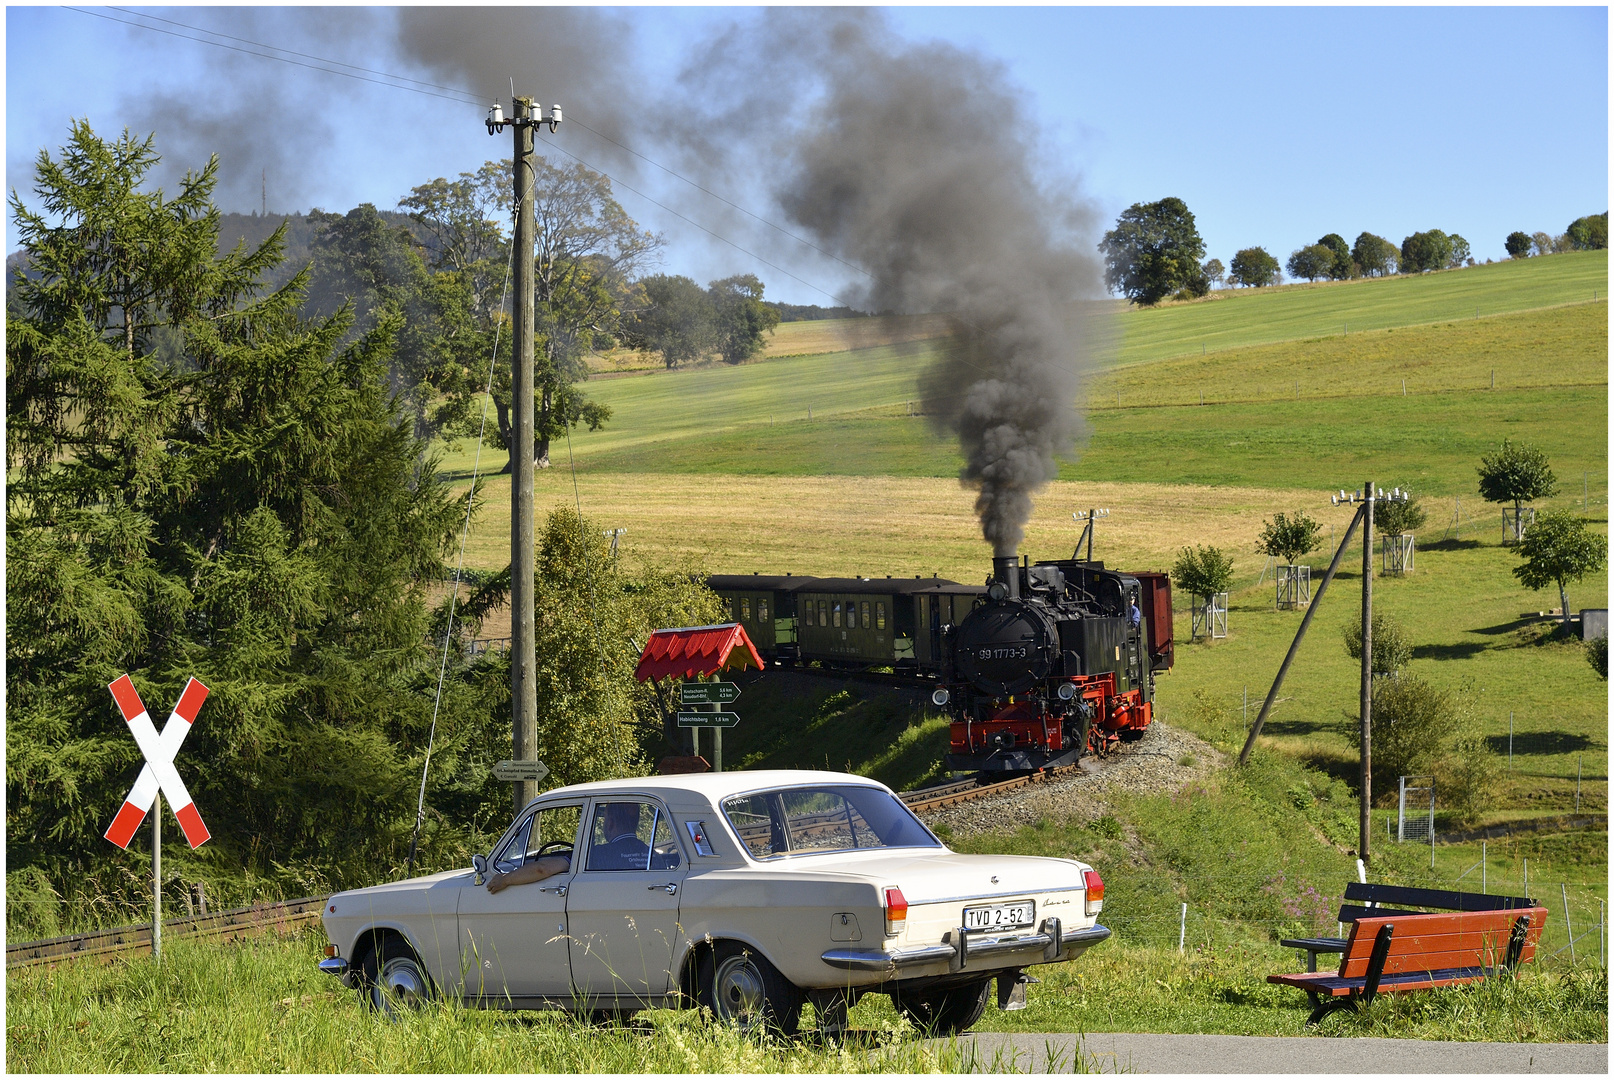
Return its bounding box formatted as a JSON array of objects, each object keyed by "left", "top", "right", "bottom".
[
  {"left": 104, "top": 674, "right": 212, "bottom": 958},
  {"left": 635, "top": 623, "right": 763, "bottom": 774}
]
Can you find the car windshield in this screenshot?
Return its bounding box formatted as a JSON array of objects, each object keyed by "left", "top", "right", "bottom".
[{"left": 721, "top": 784, "right": 941, "bottom": 859}]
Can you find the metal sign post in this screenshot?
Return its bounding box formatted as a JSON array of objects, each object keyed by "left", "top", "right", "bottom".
[{"left": 104, "top": 675, "right": 213, "bottom": 960}]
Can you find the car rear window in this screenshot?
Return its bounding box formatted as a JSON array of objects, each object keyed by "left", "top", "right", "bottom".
[{"left": 721, "top": 785, "right": 940, "bottom": 859}]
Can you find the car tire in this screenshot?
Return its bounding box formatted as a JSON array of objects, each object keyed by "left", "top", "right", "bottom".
[
  {"left": 361, "top": 935, "right": 433, "bottom": 1016},
  {"left": 698, "top": 941, "right": 804, "bottom": 1037},
  {"left": 892, "top": 976, "right": 992, "bottom": 1035}
]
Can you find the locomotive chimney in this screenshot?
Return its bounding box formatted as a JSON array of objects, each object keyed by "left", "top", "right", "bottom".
[{"left": 992, "top": 553, "right": 1020, "bottom": 599}]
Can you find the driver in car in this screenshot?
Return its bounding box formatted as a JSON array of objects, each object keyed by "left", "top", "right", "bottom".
[{"left": 590, "top": 802, "right": 651, "bottom": 870}]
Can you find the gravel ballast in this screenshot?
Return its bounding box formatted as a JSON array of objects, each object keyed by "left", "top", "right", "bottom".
[{"left": 917, "top": 721, "right": 1224, "bottom": 840}]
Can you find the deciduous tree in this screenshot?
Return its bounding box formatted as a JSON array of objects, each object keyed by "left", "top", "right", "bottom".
[
  {"left": 707, "top": 273, "right": 780, "bottom": 364},
  {"left": 1098, "top": 197, "right": 1208, "bottom": 305},
  {"left": 1256, "top": 511, "right": 1322, "bottom": 565},
  {"left": 1286, "top": 244, "right": 1335, "bottom": 283},
  {"left": 1171, "top": 545, "right": 1234, "bottom": 638},
  {"left": 1567, "top": 212, "right": 1608, "bottom": 250},
  {"left": 1399, "top": 230, "right": 1453, "bottom": 273},
  {"left": 1201, "top": 258, "right": 1225, "bottom": 288},
  {"left": 1352, "top": 231, "right": 1398, "bottom": 277},
  {"left": 1228, "top": 246, "right": 1280, "bottom": 288},
  {"left": 1513, "top": 510, "right": 1608, "bottom": 630},
  {"left": 622, "top": 274, "right": 717, "bottom": 368},
  {"left": 1505, "top": 231, "right": 1534, "bottom": 258},
  {"left": 1477, "top": 438, "right": 1557, "bottom": 537},
  {"left": 1317, "top": 233, "right": 1353, "bottom": 279}
]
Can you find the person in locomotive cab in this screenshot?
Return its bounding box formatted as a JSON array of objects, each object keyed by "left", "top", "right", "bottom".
[{"left": 1128, "top": 594, "right": 1142, "bottom": 631}]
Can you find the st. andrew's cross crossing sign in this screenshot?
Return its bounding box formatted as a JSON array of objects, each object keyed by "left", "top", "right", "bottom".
[{"left": 104, "top": 675, "right": 212, "bottom": 850}]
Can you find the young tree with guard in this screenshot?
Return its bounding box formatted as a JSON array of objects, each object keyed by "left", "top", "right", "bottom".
[
  {"left": 1513, "top": 510, "right": 1608, "bottom": 631},
  {"left": 1477, "top": 438, "right": 1557, "bottom": 540}
]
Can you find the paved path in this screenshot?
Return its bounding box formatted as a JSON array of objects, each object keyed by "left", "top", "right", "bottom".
[{"left": 935, "top": 1032, "right": 1607, "bottom": 1073}]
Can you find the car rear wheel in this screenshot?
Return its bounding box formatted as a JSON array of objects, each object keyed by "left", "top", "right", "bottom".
[
  {"left": 361, "top": 936, "right": 432, "bottom": 1016},
  {"left": 892, "top": 976, "right": 992, "bottom": 1035},
  {"left": 699, "top": 941, "right": 804, "bottom": 1037}
]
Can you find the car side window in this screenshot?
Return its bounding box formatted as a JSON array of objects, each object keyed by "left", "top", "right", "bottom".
[
  {"left": 586, "top": 800, "right": 660, "bottom": 871},
  {"left": 494, "top": 813, "right": 535, "bottom": 874},
  {"left": 722, "top": 793, "right": 787, "bottom": 858},
  {"left": 523, "top": 803, "right": 582, "bottom": 864}
]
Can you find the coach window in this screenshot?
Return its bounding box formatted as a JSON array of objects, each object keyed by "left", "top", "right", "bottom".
[
  {"left": 847, "top": 601, "right": 858, "bottom": 629},
  {"left": 832, "top": 601, "right": 842, "bottom": 627},
  {"left": 759, "top": 598, "right": 770, "bottom": 623},
  {"left": 860, "top": 601, "right": 871, "bottom": 628},
  {"left": 818, "top": 600, "right": 828, "bottom": 626},
  {"left": 741, "top": 597, "right": 752, "bottom": 622},
  {"left": 876, "top": 602, "right": 887, "bottom": 630}
]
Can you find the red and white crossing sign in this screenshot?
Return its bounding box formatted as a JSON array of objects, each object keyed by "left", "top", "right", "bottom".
[{"left": 104, "top": 675, "right": 212, "bottom": 850}]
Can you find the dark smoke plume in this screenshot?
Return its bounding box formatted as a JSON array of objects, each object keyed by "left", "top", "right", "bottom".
[{"left": 678, "top": 13, "right": 1104, "bottom": 556}]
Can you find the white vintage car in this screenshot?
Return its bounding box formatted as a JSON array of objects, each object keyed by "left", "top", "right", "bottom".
[{"left": 318, "top": 769, "right": 1109, "bottom": 1034}]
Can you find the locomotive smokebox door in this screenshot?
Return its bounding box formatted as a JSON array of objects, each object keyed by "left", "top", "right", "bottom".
[{"left": 957, "top": 605, "right": 1054, "bottom": 696}]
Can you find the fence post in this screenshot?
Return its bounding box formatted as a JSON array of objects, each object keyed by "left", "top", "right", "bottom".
[
  {"left": 1179, "top": 903, "right": 1187, "bottom": 954},
  {"left": 1482, "top": 840, "right": 1487, "bottom": 893},
  {"left": 1508, "top": 713, "right": 1513, "bottom": 770},
  {"left": 1562, "top": 884, "right": 1575, "bottom": 964},
  {"left": 1523, "top": 858, "right": 1529, "bottom": 900},
  {"left": 1576, "top": 755, "right": 1582, "bottom": 811}
]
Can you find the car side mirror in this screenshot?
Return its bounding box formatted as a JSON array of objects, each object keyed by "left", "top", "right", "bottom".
[{"left": 471, "top": 853, "right": 488, "bottom": 885}]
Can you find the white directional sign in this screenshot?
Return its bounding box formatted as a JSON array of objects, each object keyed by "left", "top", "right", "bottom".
[
  {"left": 492, "top": 759, "right": 550, "bottom": 783},
  {"left": 104, "top": 675, "right": 212, "bottom": 850}
]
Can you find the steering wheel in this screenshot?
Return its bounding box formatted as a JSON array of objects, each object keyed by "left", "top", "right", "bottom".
[{"left": 536, "top": 840, "right": 573, "bottom": 858}]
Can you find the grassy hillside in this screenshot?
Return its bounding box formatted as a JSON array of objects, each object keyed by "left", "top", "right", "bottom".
[
  {"left": 1111, "top": 249, "right": 1607, "bottom": 366},
  {"left": 439, "top": 300, "right": 1607, "bottom": 498}
]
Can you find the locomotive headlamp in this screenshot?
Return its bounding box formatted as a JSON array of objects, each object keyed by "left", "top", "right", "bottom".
[
  {"left": 987, "top": 582, "right": 1008, "bottom": 601},
  {"left": 931, "top": 687, "right": 950, "bottom": 706},
  {"left": 1056, "top": 682, "right": 1077, "bottom": 701}
]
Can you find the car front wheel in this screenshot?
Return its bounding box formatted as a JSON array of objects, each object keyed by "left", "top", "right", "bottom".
[
  {"left": 892, "top": 976, "right": 992, "bottom": 1035},
  {"left": 700, "top": 941, "right": 804, "bottom": 1037},
  {"left": 361, "top": 936, "right": 432, "bottom": 1016}
]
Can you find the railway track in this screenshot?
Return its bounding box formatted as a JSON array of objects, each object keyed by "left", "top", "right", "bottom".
[
  {"left": 6, "top": 895, "right": 326, "bottom": 970},
  {"left": 8, "top": 766, "right": 1085, "bottom": 969}
]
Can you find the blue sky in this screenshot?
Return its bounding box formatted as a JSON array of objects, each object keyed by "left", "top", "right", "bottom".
[{"left": 7, "top": 6, "right": 1607, "bottom": 305}]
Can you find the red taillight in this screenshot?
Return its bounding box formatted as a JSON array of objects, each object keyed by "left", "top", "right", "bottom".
[
  {"left": 884, "top": 886, "right": 908, "bottom": 935},
  {"left": 1083, "top": 869, "right": 1104, "bottom": 915}
]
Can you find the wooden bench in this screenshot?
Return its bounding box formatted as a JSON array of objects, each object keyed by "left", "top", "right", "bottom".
[{"left": 1269, "top": 883, "right": 1547, "bottom": 1025}]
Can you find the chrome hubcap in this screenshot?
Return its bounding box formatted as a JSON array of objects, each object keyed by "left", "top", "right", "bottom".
[
  {"left": 713, "top": 954, "right": 765, "bottom": 1025},
  {"left": 375, "top": 957, "right": 428, "bottom": 1012}
]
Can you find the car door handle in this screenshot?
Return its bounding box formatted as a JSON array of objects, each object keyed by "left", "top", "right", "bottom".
[
  {"left": 540, "top": 884, "right": 567, "bottom": 896},
  {"left": 648, "top": 882, "right": 678, "bottom": 895}
]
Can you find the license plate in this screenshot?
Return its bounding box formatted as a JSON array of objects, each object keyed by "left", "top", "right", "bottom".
[{"left": 963, "top": 900, "right": 1035, "bottom": 931}]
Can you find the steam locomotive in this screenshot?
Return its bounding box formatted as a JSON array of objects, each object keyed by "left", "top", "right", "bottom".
[
  {"left": 934, "top": 554, "right": 1173, "bottom": 774},
  {"left": 707, "top": 552, "right": 1173, "bottom": 776}
]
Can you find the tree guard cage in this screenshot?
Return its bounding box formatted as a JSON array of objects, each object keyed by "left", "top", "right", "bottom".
[
  {"left": 1382, "top": 534, "right": 1415, "bottom": 574},
  {"left": 1395, "top": 775, "right": 1436, "bottom": 842},
  {"left": 1191, "top": 592, "right": 1229, "bottom": 639},
  {"left": 1502, "top": 507, "right": 1535, "bottom": 545},
  {"left": 1275, "top": 565, "right": 1310, "bottom": 610}
]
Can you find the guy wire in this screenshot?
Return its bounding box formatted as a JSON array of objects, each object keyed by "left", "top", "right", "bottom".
[{"left": 406, "top": 226, "right": 516, "bottom": 875}]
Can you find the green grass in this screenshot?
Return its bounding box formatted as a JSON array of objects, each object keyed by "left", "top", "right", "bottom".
[
  {"left": 1111, "top": 251, "right": 1607, "bottom": 367},
  {"left": 1, "top": 930, "right": 974, "bottom": 1073}
]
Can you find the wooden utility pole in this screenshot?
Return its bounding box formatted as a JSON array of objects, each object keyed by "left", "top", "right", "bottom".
[
  {"left": 1359, "top": 479, "right": 1374, "bottom": 866},
  {"left": 486, "top": 95, "right": 558, "bottom": 811},
  {"left": 509, "top": 98, "right": 539, "bottom": 815}
]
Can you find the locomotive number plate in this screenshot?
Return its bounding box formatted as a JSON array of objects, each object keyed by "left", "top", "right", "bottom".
[{"left": 963, "top": 900, "right": 1035, "bottom": 931}]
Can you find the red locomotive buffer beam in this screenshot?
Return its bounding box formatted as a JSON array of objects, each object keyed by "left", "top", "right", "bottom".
[{"left": 948, "top": 673, "right": 1153, "bottom": 764}]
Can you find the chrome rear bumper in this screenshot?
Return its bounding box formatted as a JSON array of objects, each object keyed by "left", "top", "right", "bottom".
[{"left": 822, "top": 920, "right": 1110, "bottom": 973}]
